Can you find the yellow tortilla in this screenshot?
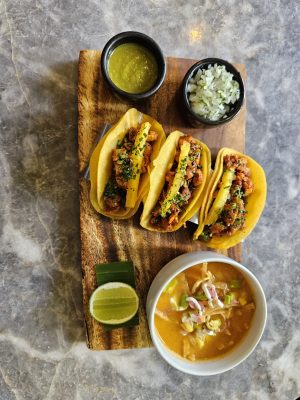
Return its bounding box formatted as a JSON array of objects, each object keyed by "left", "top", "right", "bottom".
[
  {"left": 194, "top": 147, "right": 267, "bottom": 249},
  {"left": 89, "top": 108, "right": 166, "bottom": 219},
  {"left": 140, "top": 131, "right": 211, "bottom": 232}
]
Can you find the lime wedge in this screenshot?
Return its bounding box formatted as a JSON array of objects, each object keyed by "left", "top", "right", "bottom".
[{"left": 89, "top": 282, "right": 139, "bottom": 325}]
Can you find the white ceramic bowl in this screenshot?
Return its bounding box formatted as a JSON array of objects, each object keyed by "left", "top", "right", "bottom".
[{"left": 146, "top": 251, "right": 267, "bottom": 376}]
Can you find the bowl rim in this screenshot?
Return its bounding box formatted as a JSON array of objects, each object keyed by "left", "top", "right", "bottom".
[
  {"left": 146, "top": 251, "right": 267, "bottom": 375},
  {"left": 101, "top": 31, "right": 166, "bottom": 100},
  {"left": 182, "top": 58, "right": 245, "bottom": 126}
]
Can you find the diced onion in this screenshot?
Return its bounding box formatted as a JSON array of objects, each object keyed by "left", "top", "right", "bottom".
[{"left": 187, "top": 64, "right": 240, "bottom": 121}]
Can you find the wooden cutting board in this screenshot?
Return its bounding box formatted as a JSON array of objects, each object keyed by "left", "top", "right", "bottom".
[{"left": 78, "top": 50, "right": 246, "bottom": 350}]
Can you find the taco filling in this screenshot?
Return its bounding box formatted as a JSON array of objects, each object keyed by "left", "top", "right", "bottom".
[
  {"left": 201, "top": 154, "right": 254, "bottom": 241},
  {"left": 150, "top": 135, "right": 203, "bottom": 231},
  {"left": 103, "top": 122, "right": 158, "bottom": 212}
]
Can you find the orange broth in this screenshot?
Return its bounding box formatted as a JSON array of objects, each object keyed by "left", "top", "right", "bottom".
[{"left": 154, "top": 262, "right": 255, "bottom": 361}]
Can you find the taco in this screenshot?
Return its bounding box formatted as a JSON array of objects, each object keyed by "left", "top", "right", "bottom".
[
  {"left": 140, "top": 131, "right": 211, "bottom": 232},
  {"left": 89, "top": 108, "right": 166, "bottom": 219},
  {"left": 194, "top": 147, "right": 267, "bottom": 249}
]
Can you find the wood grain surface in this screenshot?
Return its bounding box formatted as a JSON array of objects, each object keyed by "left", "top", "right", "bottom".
[{"left": 78, "top": 50, "right": 246, "bottom": 350}]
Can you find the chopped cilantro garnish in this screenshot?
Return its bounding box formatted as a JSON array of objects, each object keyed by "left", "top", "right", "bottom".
[
  {"left": 200, "top": 228, "right": 211, "bottom": 242},
  {"left": 195, "top": 292, "right": 207, "bottom": 301},
  {"left": 122, "top": 166, "right": 133, "bottom": 180},
  {"left": 104, "top": 179, "right": 118, "bottom": 197},
  {"left": 234, "top": 186, "right": 243, "bottom": 198}
]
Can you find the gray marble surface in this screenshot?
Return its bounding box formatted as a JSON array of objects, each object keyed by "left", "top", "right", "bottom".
[{"left": 0, "top": 0, "right": 299, "bottom": 399}]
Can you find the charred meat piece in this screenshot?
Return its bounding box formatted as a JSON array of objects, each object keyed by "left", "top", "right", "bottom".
[
  {"left": 181, "top": 184, "right": 191, "bottom": 201},
  {"left": 178, "top": 135, "right": 195, "bottom": 146},
  {"left": 185, "top": 167, "right": 194, "bottom": 181},
  {"left": 242, "top": 177, "right": 254, "bottom": 196},
  {"left": 193, "top": 169, "right": 203, "bottom": 186},
  {"left": 103, "top": 179, "right": 123, "bottom": 211},
  {"left": 147, "top": 131, "right": 158, "bottom": 142},
  {"left": 112, "top": 148, "right": 132, "bottom": 190},
  {"left": 140, "top": 142, "right": 153, "bottom": 173},
  {"left": 210, "top": 222, "right": 227, "bottom": 235},
  {"left": 224, "top": 155, "right": 254, "bottom": 197},
  {"left": 127, "top": 127, "right": 138, "bottom": 142},
  {"left": 104, "top": 194, "right": 122, "bottom": 211},
  {"left": 165, "top": 171, "right": 175, "bottom": 188}
]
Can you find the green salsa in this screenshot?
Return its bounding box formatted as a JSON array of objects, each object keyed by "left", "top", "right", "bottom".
[{"left": 108, "top": 43, "right": 158, "bottom": 94}]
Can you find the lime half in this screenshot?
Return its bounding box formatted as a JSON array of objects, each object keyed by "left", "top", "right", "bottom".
[{"left": 89, "top": 282, "right": 139, "bottom": 325}]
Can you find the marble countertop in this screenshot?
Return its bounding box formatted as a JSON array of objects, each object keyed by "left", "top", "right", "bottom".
[{"left": 0, "top": 0, "right": 299, "bottom": 399}]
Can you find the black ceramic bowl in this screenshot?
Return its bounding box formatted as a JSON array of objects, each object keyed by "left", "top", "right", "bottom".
[
  {"left": 182, "top": 58, "right": 245, "bottom": 127},
  {"left": 101, "top": 31, "right": 166, "bottom": 102}
]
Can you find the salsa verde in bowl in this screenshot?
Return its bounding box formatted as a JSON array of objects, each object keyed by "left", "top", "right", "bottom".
[
  {"left": 146, "top": 251, "right": 267, "bottom": 375},
  {"left": 101, "top": 31, "right": 166, "bottom": 102}
]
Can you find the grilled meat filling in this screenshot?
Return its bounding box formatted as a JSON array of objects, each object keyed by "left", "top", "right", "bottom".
[
  {"left": 201, "top": 155, "right": 254, "bottom": 240},
  {"left": 104, "top": 126, "right": 158, "bottom": 211},
  {"left": 150, "top": 135, "right": 203, "bottom": 231}
]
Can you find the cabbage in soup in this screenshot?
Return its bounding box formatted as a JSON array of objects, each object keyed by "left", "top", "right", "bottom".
[{"left": 154, "top": 262, "right": 255, "bottom": 361}]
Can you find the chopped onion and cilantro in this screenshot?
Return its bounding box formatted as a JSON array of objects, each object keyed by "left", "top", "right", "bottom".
[{"left": 187, "top": 64, "right": 240, "bottom": 121}]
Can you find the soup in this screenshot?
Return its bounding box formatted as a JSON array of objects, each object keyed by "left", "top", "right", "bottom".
[{"left": 154, "top": 262, "right": 255, "bottom": 361}]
